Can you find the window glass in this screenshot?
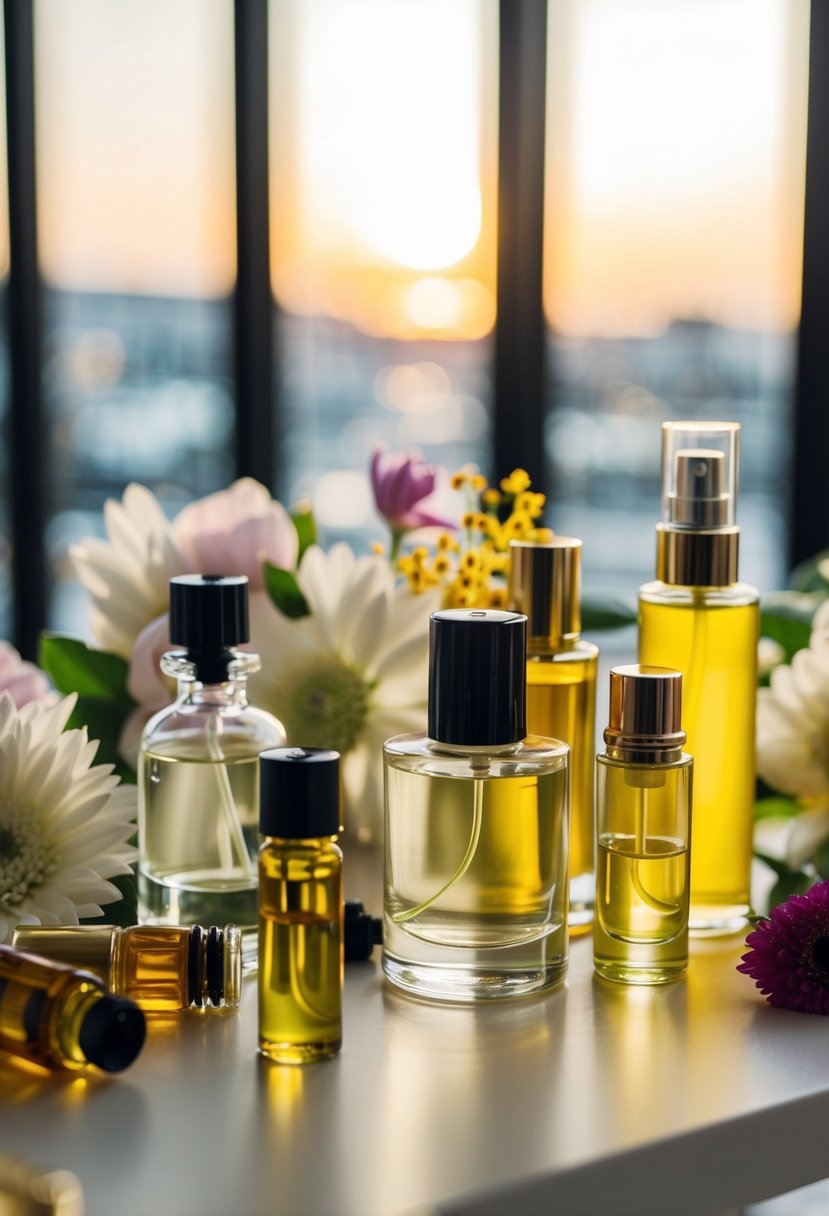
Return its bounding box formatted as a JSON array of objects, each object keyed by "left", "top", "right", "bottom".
[
  {"left": 544, "top": 0, "right": 809, "bottom": 595},
  {"left": 270, "top": 0, "right": 498, "bottom": 545},
  {"left": 34, "top": 0, "right": 237, "bottom": 634}
]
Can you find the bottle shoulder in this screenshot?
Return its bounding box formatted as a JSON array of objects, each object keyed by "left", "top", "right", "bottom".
[
  {"left": 142, "top": 701, "right": 285, "bottom": 757},
  {"left": 597, "top": 750, "right": 693, "bottom": 774},
  {"left": 383, "top": 732, "right": 569, "bottom": 777},
  {"left": 638, "top": 580, "right": 759, "bottom": 608},
  {"left": 527, "top": 638, "right": 599, "bottom": 663}
]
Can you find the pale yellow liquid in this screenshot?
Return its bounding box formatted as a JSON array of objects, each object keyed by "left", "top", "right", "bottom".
[
  {"left": 139, "top": 749, "right": 259, "bottom": 930},
  {"left": 639, "top": 587, "right": 758, "bottom": 932},
  {"left": 384, "top": 754, "right": 568, "bottom": 1001},
  {"left": 258, "top": 844, "right": 342, "bottom": 1063},
  {"left": 527, "top": 645, "right": 597, "bottom": 930},
  {"left": 595, "top": 835, "right": 688, "bottom": 983}
]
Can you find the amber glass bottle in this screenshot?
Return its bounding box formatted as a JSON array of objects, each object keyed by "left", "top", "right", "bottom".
[
  {"left": 12, "top": 924, "right": 242, "bottom": 1012},
  {"left": 0, "top": 945, "right": 145, "bottom": 1072}
]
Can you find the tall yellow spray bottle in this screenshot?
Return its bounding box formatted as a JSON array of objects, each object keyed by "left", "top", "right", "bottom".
[{"left": 638, "top": 422, "right": 758, "bottom": 934}]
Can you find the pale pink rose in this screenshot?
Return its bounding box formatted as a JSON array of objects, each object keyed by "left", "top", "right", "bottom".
[
  {"left": 173, "top": 478, "right": 298, "bottom": 589},
  {"left": 120, "top": 615, "right": 173, "bottom": 767},
  {"left": 0, "top": 642, "right": 53, "bottom": 709}
]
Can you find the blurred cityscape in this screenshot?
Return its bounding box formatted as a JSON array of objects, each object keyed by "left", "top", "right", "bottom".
[{"left": 0, "top": 289, "right": 794, "bottom": 640}]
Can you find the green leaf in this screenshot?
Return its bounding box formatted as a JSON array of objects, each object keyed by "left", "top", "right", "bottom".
[
  {"left": 80, "top": 873, "right": 138, "bottom": 928},
  {"left": 67, "top": 695, "right": 137, "bottom": 783},
  {"left": 754, "top": 796, "right": 802, "bottom": 821},
  {"left": 789, "top": 549, "right": 829, "bottom": 592},
  {"left": 291, "top": 502, "right": 317, "bottom": 561},
  {"left": 759, "top": 592, "right": 824, "bottom": 664},
  {"left": 40, "top": 635, "right": 133, "bottom": 706},
  {"left": 263, "top": 563, "right": 311, "bottom": 619},
  {"left": 754, "top": 851, "right": 814, "bottom": 907},
  {"left": 581, "top": 595, "right": 638, "bottom": 632}
]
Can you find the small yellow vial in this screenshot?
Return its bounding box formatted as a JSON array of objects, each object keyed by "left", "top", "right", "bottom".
[
  {"left": 12, "top": 924, "right": 242, "bottom": 1012},
  {"left": 594, "top": 666, "right": 693, "bottom": 985},
  {"left": 258, "top": 748, "right": 343, "bottom": 1064},
  {"left": 509, "top": 538, "right": 598, "bottom": 931},
  {"left": 0, "top": 944, "right": 146, "bottom": 1072}
]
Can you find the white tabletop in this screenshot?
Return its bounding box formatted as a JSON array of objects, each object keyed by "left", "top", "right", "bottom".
[{"left": 2, "top": 848, "right": 829, "bottom": 1216}]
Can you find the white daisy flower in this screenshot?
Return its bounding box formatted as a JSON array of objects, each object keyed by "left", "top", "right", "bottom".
[
  {"left": 254, "top": 543, "right": 438, "bottom": 842},
  {"left": 69, "top": 483, "right": 187, "bottom": 658},
  {"left": 757, "top": 599, "right": 829, "bottom": 869},
  {"left": 0, "top": 692, "right": 138, "bottom": 943}
]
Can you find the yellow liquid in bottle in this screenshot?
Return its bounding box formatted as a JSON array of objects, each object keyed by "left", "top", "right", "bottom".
[
  {"left": 639, "top": 587, "right": 758, "bottom": 932},
  {"left": 526, "top": 644, "right": 597, "bottom": 931},
  {"left": 258, "top": 842, "right": 342, "bottom": 1063}
]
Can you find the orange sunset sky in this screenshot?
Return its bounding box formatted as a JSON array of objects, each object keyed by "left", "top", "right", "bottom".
[{"left": 0, "top": 0, "right": 810, "bottom": 341}]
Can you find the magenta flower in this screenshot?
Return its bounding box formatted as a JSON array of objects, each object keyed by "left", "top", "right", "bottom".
[
  {"left": 371, "top": 446, "right": 456, "bottom": 541},
  {"left": 738, "top": 879, "right": 829, "bottom": 1014}
]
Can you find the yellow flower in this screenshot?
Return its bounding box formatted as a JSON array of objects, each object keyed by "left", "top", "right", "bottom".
[
  {"left": 471, "top": 474, "right": 488, "bottom": 492},
  {"left": 534, "top": 527, "right": 555, "bottom": 543},
  {"left": 461, "top": 551, "right": 482, "bottom": 572},
  {"left": 371, "top": 542, "right": 385, "bottom": 556},
  {"left": 450, "top": 471, "right": 468, "bottom": 490},
  {"left": 433, "top": 554, "right": 452, "bottom": 576},
  {"left": 500, "top": 468, "right": 531, "bottom": 496},
  {"left": 486, "top": 587, "right": 508, "bottom": 609},
  {"left": 461, "top": 512, "right": 477, "bottom": 529},
  {"left": 437, "top": 533, "right": 458, "bottom": 552},
  {"left": 482, "top": 488, "right": 501, "bottom": 507}
]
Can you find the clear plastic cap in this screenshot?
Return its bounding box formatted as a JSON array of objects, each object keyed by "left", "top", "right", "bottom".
[{"left": 661, "top": 421, "right": 740, "bottom": 530}]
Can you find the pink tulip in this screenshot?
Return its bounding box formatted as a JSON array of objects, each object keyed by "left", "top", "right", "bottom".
[
  {"left": 0, "top": 642, "right": 53, "bottom": 709},
  {"left": 370, "top": 447, "right": 456, "bottom": 536},
  {"left": 173, "top": 478, "right": 298, "bottom": 589}
]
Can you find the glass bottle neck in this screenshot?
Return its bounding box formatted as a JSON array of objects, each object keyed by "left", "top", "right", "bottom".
[{"left": 161, "top": 648, "right": 260, "bottom": 705}]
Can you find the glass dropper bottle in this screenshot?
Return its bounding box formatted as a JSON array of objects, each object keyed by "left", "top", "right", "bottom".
[{"left": 138, "top": 575, "right": 285, "bottom": 946}]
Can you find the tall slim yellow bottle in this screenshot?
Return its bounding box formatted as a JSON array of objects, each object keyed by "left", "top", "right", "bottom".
[
  {"left": 638, "top": 421, "right": 758, "bottom": 933},
  {"left": 509, "top": 538, "right": 598, "bottom": 932}
]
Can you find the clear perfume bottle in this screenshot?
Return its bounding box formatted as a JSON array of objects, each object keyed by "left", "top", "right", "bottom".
[
  {"left": 509, "top": 537, "right": 598, "bottom": 932},
  {"left": 383, "top": 608, "right": 570, "bottom": 1003},
  {"left": 12, "top": 924, "right": 242, "bottom": 1012},
  {"left": 0, "top": 945, "right": 146, "bottom": 1073},
  {"left": 638, "top": 423, "right": 758, "bottom": 934},
  {"left": 594, "top": 665, "right": 693, "bottom": 985},
  {"left": 258, "top": 748, "right": 343, "bottom": 1064},
  {"left": 138, "top": 575, "right": 285, "bottom": 942}
]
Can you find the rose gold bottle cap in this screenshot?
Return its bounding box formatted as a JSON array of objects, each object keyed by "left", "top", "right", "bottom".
[
  {"left": 508, "top": 538, "right": 581, "bottom": 645},
  {"left": 604, "top": 664, "right": 685, "bottom": 760}
]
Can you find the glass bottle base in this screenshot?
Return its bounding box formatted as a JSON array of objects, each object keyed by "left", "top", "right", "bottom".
[
  {"left": 594, "top": 958, "right": 686, "bottom": 985},
  {"left": 689, "top": 903, "right": 750, "bottom": 936},
  {"left": 382, "top": 953, "right": 567, "bottom": 1002},
  {"left": 258, "top": 1039, "right": 341, "bottom": 1065}
]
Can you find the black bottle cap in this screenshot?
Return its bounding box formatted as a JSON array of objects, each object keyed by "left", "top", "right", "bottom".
[
  {"left": 344, "top": 900, "right": 383, "bottom": 962},
  {"left": 169, "top": 575, "right": 249, "bottom": 651},
  {"left": 259, "top": 748, "right": 341, "bottom": 838},
  {"left": 428, "top": 609, "right": 527, "bottom": 746},
  {"left": 78, "top": 995, "right": 146, "bottom": 1073}
]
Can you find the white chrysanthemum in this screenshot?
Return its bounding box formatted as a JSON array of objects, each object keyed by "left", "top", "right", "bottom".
[
  {"left": 0, "top": 692, "right": 138, "bottom": 943},
  {"left": 69, "top": 483, "right": 188, "bottom": 658},
  {"left": 254, "top": 543, "right": 438, "bottom": 842},
  {"left": 757, "top": 599, "right": 829, "bottom": 868}
]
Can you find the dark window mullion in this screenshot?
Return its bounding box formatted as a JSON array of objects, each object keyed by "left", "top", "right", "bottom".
[
  {"left": 4, "top": 0, "right": 45, "bottom": 659},
  {"left": 494, "top": 0, "right": 548, "bottom": 495},
  {"left": 234, "top": 0, "right": 276, "bottom": 489},
  {"left": 792, "top": 1, "right": 829, "bottom": 568}
]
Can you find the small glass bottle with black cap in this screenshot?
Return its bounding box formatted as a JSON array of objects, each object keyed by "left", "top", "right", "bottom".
[
  {"left": 139, "top": 575, "right": 286, "bottom": 942},
  {"left": 258, "top": 747, "right": 343, "bottom": 1063},
  {"left": 383, "top": 608, "right": 570, "bottom": 1003},
  {"left": 12, "top": 923, "right": 242, "bottom": 1013},
  {"left": 0, "top": 944, "right": 145, "bottom": 1073}
]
